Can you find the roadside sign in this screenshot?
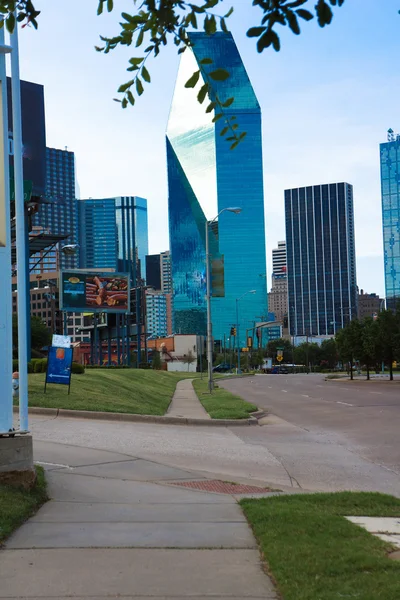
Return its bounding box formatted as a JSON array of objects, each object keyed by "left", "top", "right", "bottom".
[
  {"left": 277, "top": 355, "right": 283, "bottom": 362},
  {"left": 45, "top": 346, "right": 73, "bottom": 394},
  {"left": 277, "top": 349, "right": 283, "bottom": 358},
  {"left": 52, "top": 334, "right": 71, "bottom": 348}
]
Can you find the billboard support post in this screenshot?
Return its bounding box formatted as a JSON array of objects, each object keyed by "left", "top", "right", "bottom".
[
  {"left": 0, "top": 27, "right": 13, "bottom": 434},
  {"left": 11, "top": 19, "right": 29, "bottom": 432}
]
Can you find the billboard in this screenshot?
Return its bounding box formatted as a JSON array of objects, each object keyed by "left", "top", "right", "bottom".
[
  {"left": 7, "top": 78, "right": 46, "bottom": 197},
  {"left": 60, "top": 271, "right": 130, "bottom": 313}
]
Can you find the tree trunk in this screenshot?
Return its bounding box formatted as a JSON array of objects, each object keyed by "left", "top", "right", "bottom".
[
  {"left": 350, "top": 358, "right": 353, "bottom": 380},
  {"left": 390, "top": 361, "right": 393, "bottom": 381},
  {"left": 366, "top": 362, "right": 370, "bottom": 381}
]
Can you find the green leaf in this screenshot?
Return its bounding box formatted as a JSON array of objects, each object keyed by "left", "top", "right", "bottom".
[
  {"left": 129, "top": 57, "right": 144, "bottom": 65},
  {"left": 136, "top": 29, "right": 144, "bottom": 47},
  {"left": 113, "top": 98, "right": 122, "bottom": 103},
  {"left": 107, "top": 0, "right": 113, "bottom": 12},
  {"left": 142, "top": 66, "right": 151, "bottom": 83},
  {"left": 220, "top": 126, "right": 229, "bottom": 136},
  {"left": 212, "top": 113, "right": 223, "bottom": 123},
  {"left": 286, "top": 11, "right": 300, "bottom": 35},
  {"left": 222, "top": 97, "right": 234, "bottom": 108},
  {"left": 122, "top": 97, "right": 128, "bottom": 109},
  {"left": 239, "top": 131, "right": 247, "bottom": 140},
  {"left": 200, "top": 58, "right": 213, "bottom": 65},
  {"left": 185, "top": 70, "right": 200, "bottom": 88},
  {"left": 118, "top": 79, "right": 134, "bottom": 93},
  {"left": 206, "top": 101, "right": 216, "bottom": 113},
  {"left": 190, "top": 12, "right": 198, "bottom": 29},
  {"left": 230, "top": 140, "right": 240, "bottom": 150},
  {"left": 247, "top": 26, "right": 266, "bottom": 38},
  {"left": 296, "top": 8, "right": 314, "bottom": 21},
  {"left": 220, "top": 17, "right": 229, "bottom": 33},
  {"left": 5, "top": 12, "right": 15, "bottom": 33},
  {"left": 97, "top": 0, "right": 104, "bottom": 16},
  {"left": 224, "top": 7, "right": 234, "bottom": 18},
  {"left": 127, "top": 91, "right": 135, "bottom": 105},
  {"left": 209, "top": 69, "right": 230, "bottom": 81},
  {"left": 136, "top": 78, "right": 144, "bottom": 96},
  {"left": 197, "top": 83, "right": 209, "bottom": 104}
]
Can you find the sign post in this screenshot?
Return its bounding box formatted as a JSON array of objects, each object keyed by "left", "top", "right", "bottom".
[{"left": 45, "top": 346, "right": 74, "bottom": 395}]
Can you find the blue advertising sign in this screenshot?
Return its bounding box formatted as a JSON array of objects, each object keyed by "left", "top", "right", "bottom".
[{"left": 45, "top": 346, "right": 73, "bottom": 394}]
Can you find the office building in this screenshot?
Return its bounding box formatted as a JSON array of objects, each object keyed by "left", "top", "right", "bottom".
[
  {"left": 146, "top": 250, "right": 172, "bottom": 293},
  {"left": 381, "top": 129, "right": 400, "bottom": 310},
  {"left": 146, "top": 291, "right": 168, "bottom": 338},
  {"left": 161, "top": 250, "right": 172, "bottom": 293},
  {"left": 79, "top": 197, "right": 148, "bottom": 282},
  {"left": 146, "top": 254, "right": 162, "bottom": 290},
  {"left": 285, "top": 182, "right": 357, "bottom": 336},
  {"left": 357, "top": 290, "right": 382, "bottom": 320},
  {"left": 31, "top": 147, "right": 79, "bottom": 272},
  {"left": 268, "top": 277, "right": 288, "bottom": 323},
  {"left": 272, "top": 241, "right": 287, "bottom": 276},
  {"left": 167, "top": 32, "right": 267, "bottom": 344}
]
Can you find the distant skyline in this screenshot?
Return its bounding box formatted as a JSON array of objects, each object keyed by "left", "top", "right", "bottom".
[{"left": 16, "top": 0, "right": 400, "bottom": 297}]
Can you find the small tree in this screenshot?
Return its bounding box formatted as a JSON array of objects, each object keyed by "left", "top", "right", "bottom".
[
  {"left": 319, "top": 338, "right": 338, "bottom": 369},
  {"left": 376, "top": 309, "right": 400, "bottom": 381},
  {"left": 336, "top": 320, "right": 363, "bottom": 380},
  {"left": 360, "top": 317, "right": 379, "bottom": 381},
  {"left": 152, "top": 350, "right": 162, "bottom": 370},
  {"left": 182, "top": 350, "right": 196, "bottom": 372}
]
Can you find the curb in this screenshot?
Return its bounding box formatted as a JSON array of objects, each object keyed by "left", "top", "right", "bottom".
[{"left": 13, "top": 406, "right": 261, "bottom": 427}]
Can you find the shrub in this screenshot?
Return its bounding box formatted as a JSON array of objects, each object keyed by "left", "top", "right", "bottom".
[
  {"left": 33, "top": 358, "right": 47, "bottom": 373},
  {"left": 71, "top": 362, "right": 85, "bottom": 374},
  {"left": 85, "top": 364, "right": 130, "bottom": 369},
  {"left": 12, "top": 360, "right": 33, "bottom": 373}
]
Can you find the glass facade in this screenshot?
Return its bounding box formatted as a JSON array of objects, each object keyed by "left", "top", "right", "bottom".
[
  {"left": 285, "top": 183, "right": 357, "bottom": 336},
  {"left": 146, "top": 292, "right": 168, "bottom": 337},
  {"left": 167, "top": 32, "right": 267, "bottom": 344},
  {"left": 79, "top": 196, "right": 148, "bottom": 283},
  {"left": 31, "top": 147, "right": 79, "bottom": 271},
  {"left": 380, "top": 134, "right": 400, "bottom": 309}
]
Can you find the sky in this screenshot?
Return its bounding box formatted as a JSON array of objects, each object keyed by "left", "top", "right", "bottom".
[{"left": 15, "top": 0, "right": 400, "bottom": 296}]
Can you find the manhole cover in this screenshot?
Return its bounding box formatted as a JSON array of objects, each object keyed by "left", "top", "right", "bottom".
[{"left": 169, "top": 479, "right": 271, "bottom": 494}]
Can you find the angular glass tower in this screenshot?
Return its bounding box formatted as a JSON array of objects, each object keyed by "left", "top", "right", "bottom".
[
  {"left": 167, "top": 32, "right": 267, "bottom": 343},
  {"left": 380, "top": 130, "right": 400, "bottom": 310}
]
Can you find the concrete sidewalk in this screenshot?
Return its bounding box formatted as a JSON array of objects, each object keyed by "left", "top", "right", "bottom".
[
  {"left": 167, "top": 377, "right": 211, "bottom": 419},
  {"left": 0, "top": 442, "right": 278, "bottom": 599}
]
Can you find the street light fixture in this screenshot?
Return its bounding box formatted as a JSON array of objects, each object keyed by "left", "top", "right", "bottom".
[
  {"left": 236, "top": 290, "right": 256, "bottom": 374},
  {"left": 205, "top": 207, "right": 242, "bottom": 393}
]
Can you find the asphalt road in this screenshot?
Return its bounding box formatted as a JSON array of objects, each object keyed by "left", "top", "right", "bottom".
[{"left": 219, "top": 374, "right": 400, "bottom": 495}]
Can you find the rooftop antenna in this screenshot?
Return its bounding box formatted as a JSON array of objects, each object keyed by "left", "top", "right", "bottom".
[{"left": 388, "top": 128, "right": 395, "bottom": 142}]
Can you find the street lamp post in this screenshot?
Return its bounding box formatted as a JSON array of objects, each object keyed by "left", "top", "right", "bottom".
[
  {"left": 205, "top": 207, "right": 241, "bottom": 393},
  {"left": 236, "top": 290, "right": 256, "bottom": 374}
]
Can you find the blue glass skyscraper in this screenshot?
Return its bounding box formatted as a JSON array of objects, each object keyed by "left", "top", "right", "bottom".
[
  {"left": 167, "top": 32, "right": 267, "bottom": 343},
  {"left": 380, "top": 129, "right": 400, "bottom": 310},
  {"left": 79, "top": 196, "right": 148, "bottom": 281}
]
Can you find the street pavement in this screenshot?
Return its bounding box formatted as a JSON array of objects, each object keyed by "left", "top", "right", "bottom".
[
  {"left": 0, "top": 442, "right": 277, "bottom": 600},
  {"left": 220, "top": 374, "right": 400, "bottom": 495}
]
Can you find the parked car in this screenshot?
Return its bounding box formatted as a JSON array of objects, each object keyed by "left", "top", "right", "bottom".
[
  {"left": 271, "top": 366, "right": 289, "bottom": 374},
  {"left": 212, "top": 363, "right": 233, "bottom": 373}
]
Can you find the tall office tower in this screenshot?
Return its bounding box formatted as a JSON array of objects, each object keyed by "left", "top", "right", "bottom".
[
  {"left": 79, "top": 197, "right": 148, "bottom": 281},
  {"left": 285, "top": 183, "right": 357, "bottom": 337},
  {"left": 381, "top": 129, "right": 400, "bottom": 309},
  {"left": 31, "top": 147, "right": 79, "bottom": 272},
  {"left": 145, "top": 291, "right": 168, "bottom": 338},
  {"left": 161, "top": 250, "right": 172, "bottom": 293},
  {"left": 146, "top": 254, "right": 162, "bottom": 290},
  {"left": 167, "top": 32, "right": 267, "bottom": 343},
  {"left": 272, "top": 241, "right": 287, "bottom": 276}
]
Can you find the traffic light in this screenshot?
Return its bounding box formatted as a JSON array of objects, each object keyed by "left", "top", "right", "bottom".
[
  {"left": 211, "top": 255, "right": 225, "bottom": 298},
  {"left": 247, "top": 336, "right": 253, "bottom": 348},
  {"left": 230, "top": 327, "right": 237, "bottom": 336}
]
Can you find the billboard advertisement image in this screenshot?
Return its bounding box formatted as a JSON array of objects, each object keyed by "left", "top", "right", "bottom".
[{"left": 61, "top": 271, "right": 130, "bottom": 313}]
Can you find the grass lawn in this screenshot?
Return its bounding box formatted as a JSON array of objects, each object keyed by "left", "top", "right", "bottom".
[
  {"left": 240, "top": 492, "right": 400, "bottom": 600},
  {"left": 192, "top": 378, "right": 258, "bottom": 419},
  {"left": 0, "top": 466, "right": 48, "bottom": 545},
  {"left": 23, "top": 370, "right": 198, "bottom": 415}
]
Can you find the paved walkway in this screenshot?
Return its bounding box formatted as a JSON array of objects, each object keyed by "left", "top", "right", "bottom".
[
  {"left": 0, "top": 442, "right": 278, "bottom": 599},
  {"left": 167, "top": 377, "right": 211, "bottom": 419}
]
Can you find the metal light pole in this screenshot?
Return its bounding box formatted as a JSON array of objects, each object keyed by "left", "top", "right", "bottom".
[
  {"left": 206, "top": 207, "right": 241, "bottom": 393},
  {"left": 236, "top": 290, "right": 256, "bottom": 374}
]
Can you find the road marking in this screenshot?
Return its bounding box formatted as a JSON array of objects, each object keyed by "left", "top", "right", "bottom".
[
  {"left": 340, "top": 388, "right": 350, "bottom": 391},
  {"left": 301, "top": 394, "right": 309, "bottom": 398},
  {"left": 336, "top": 401, "right": 353, "bottom": 407},
  {"left": 35, "top": 461, "right": 71, "bottom": 469},
  {"left": 281, "top": 390, "right": 288, "bottom": 393},
  {"left": 370, "top": 392, "right": 382, "bottom": 395},
  {"left": 316, "top": 385, "right": 324, "bottom": 388},
  {"left": 268, "top": 386, "right": 272, "bottom": 389}
]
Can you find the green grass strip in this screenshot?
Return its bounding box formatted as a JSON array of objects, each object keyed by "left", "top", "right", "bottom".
[
  {"left": 24, "top": 370, "right": 198, "bottom": 415},
  {"left": 0, "top": 466, "right": 48, "bottom": 545},
  {"left": 240, "top": 492, "right": 400, "bottom": 600},
  {"left": 193, "top": 377, "right": 258, "bottom": 419}
]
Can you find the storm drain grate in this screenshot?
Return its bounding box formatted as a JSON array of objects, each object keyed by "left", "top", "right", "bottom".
[{"left": 168, "top": 479, "right": 271, "bottom": 494}]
